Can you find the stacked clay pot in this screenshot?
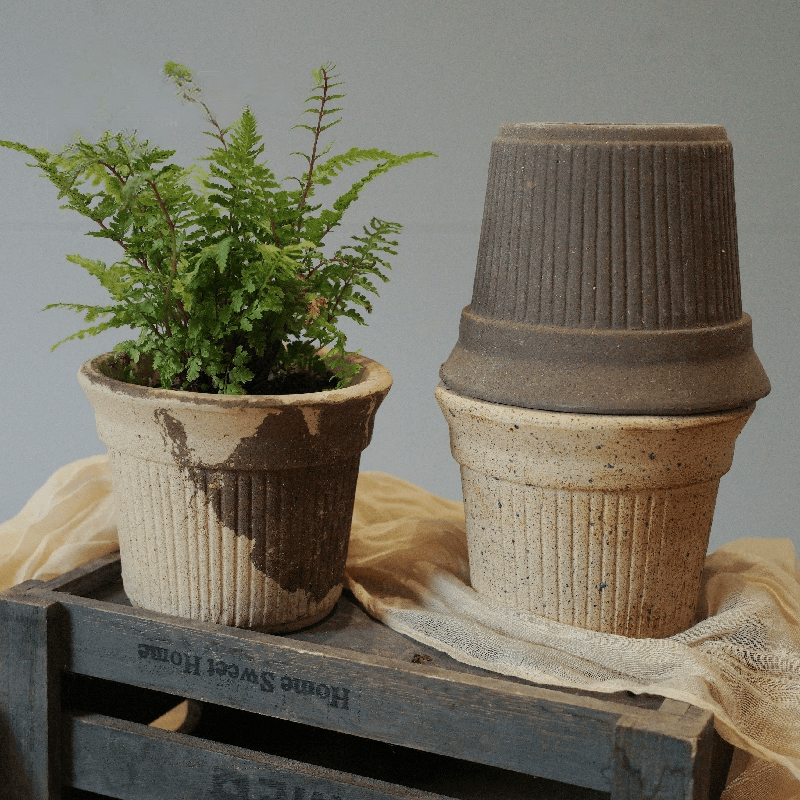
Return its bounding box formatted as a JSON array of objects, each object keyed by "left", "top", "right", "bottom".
[{"left": 437, "top": 123, "right": 770, "bottom": 638}]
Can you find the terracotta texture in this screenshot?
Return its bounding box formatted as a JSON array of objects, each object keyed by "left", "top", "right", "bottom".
[
  {"left": 440, "top": 123, "right": 770, "bottom": 414},
  {"left": 436, "top": 383, "right": 753, "bottom": 638},
  {"left": 78, "top": 353, "right": 392, "bottom": 631}
]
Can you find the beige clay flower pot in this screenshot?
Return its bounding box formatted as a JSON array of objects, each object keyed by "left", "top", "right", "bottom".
[
  {"left": 436, "top": 383, "right": 754, "bottom": 638},
  {"left": 78, "top": 353, "right": 391, "bottom": 632}
]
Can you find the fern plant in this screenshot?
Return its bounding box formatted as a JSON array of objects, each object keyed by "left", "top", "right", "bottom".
[{"left": 1, "top": 63, "right": 434, "bottom": 394}]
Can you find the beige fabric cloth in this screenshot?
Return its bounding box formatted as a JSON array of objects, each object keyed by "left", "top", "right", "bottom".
[
  {"left": 0, "top": 455, "right": 118, "bottom": 587},
  {"left": 2, "top": 456, "right": 799, "bottom": 797}
]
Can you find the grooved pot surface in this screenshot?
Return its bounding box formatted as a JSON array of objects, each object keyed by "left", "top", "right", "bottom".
[
  {"left": 79, "top": 353, "right": 392, "bottom": 631},
  {"left": 474, "top": 123, "right": 740, "bottom": 331},
  {"left": 436, "top": 383, "right": 754, "bottom": 638},
  {"left": 440, "top": 122, "right": 770, "bottom": 414}
]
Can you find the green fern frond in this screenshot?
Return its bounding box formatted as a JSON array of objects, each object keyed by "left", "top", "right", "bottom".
[{"left": 0, "top": 61, "right": 435, "bottom": 394}]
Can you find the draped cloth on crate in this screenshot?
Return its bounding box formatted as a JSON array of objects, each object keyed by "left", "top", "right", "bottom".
[{"left": 1, "top": 456, "right": 799, "bottom": 798}]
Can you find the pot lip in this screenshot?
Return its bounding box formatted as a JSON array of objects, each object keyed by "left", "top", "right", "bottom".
[
  {"left": 79, "top": 351, "right": 392, "bottom": 408},
  {"left": 435, "top": 382, "right": 755, "bottom": 431},
  {"left": 439, "top": 306, "right": 770, "bottom": 415}
]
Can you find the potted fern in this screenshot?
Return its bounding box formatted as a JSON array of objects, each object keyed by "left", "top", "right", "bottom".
[{"left": 2, "top": 62, "right": 434, "bottom": 632}]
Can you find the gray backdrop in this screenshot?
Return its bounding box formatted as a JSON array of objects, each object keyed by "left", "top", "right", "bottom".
[{"left": 1, "top": 0, "right": 798, "bottom": 557}]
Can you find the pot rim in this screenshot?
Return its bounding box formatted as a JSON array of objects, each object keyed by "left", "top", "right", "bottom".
[
  {"left": 79, "top": 351, "right": 392, "bottom": 410},
  {"left": 436, "top": 382, "right": 755, "bottom": 491},
  {"left": 440, "top": 306, "right": 770, "bottom": 416},
  {"left": 435, "top": 382, "right": 755, "bottom": 431}
]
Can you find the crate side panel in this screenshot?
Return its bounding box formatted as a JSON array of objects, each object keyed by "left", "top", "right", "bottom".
[
  {"left": 59, "top": 596, "right": 621, "bottom": 791},
  {"left": 39, "top": 552, "right": 122, "bottom": 596},
  {"left": 65, "top": 712, "right": 451, "bottom": 800},
  {"left": 612, "top": 706, "right": 714, "bottom": 799},
  {"left": 0, "top": 591, "right": 64, "bottom": 800}
]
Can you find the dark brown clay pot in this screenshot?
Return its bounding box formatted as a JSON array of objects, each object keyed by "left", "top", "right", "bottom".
[{"left": 440, "top": 123, "right": 770, "bottom": 414}]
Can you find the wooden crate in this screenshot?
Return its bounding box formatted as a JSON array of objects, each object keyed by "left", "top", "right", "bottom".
[{"left": 0, "top": 552, "right": 732, "bottom": 800}]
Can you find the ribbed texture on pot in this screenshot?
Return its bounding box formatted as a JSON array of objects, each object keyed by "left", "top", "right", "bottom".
[
  {"left": 111, "top": 450, "right": 359, "bottom": 631},
  {"left": 440, "top": 123, "right": 771, "bottom": 414},
  {"left": 436, "top": 383, "right": 753, "bottom": 638},
  {"left": 79, "top": 351, "right": 392, "bottom": 632},
  {"left": 472, "top": 125, "right": 741, "bottom": 330},
  {"left": 461, "top": 466, "right": 718, "bottom": 638}
]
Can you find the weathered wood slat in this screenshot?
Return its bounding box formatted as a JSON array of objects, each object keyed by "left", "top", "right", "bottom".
[
  {"left": 38, "top": 588, "right": 635, "bottom": 791},
  {"left": 644, "top": 699, "right": 733, "bottom": 800},
  {"left": 64, "top": 711, "right": 453, "bottom": 800},
  {"left": 612, "top": 703, "right": 715, "bottom": 799},
  {"left": 38, "top": 550, "right": 122, "bottom": 596},
  {"left": 0, "top": 586, "right": 65, "bottom": 800},
  {"left": 55, "top": 568, "right": 661, "bottom": 712},
  {"left": 4, "top": 555, "right": 730, "bottom": 799},
  {"left": 658, "top": 699, "right": 691, "bottom": 716}
]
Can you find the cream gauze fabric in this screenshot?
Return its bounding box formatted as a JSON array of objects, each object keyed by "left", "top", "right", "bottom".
[
  {"left": 1, "top": 456, "right": 799, "bottom": 798},
  {"left": 0, "top": 455, "right": 117, "bottom": 588}
]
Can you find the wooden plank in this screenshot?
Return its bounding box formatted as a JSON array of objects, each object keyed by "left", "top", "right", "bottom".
[
  {"left": 64, "top": 712, "right": 452, "bottom": 800},
  {"left": 37, "top": 551, "right": 122, "bottom": 596},
  {"left": 77, "top": 566, "right": 662, "bottom": 713},
  {"left": 612, "top": 702, "right": 715, "bottom": 799},
  {"left": 652, "top": 700, "right": 733, "bottom": 800},
  {"left": 290, "top": 595, "right": 659, "bottom": 711},
  {"left": 658, "top": 699, "right": 691, "bottom": 715},
  {"left": 0, "top": 586, "right": 65, "bottom": 800},
  {"left": 705, "top": 728, "right": 734, "bottom": 800},
  {"left": 41, "top": 589, "right": 640, "bottom": 792},
  {"left": 1, "top": 580, "right": 43, "bottom": 593}
]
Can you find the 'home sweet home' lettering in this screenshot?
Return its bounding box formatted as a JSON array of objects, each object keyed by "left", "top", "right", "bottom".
[{"left": 137, "top": 644, "right": 350, "bottom": 709}]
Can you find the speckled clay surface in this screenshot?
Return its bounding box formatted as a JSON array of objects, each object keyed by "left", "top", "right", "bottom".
[
  {"left": 435, "top": 383, "right": 754, "bottom": 638},
  {"left": 78, "top": 353, "right": 392, "bottom": 632},
  {"left": 440, "top": 123, "right": 770, "bottom": 415}
]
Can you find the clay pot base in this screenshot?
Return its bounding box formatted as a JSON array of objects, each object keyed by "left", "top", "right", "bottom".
[
  {"left": 127, "top": 592, "right": 340, "bottom": 635},
  {"left": 436, "top": 383, "right": 754, "bottom": 638},
  {"left": 251, "top": 600, "right": 339, "bottom": 634}
]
